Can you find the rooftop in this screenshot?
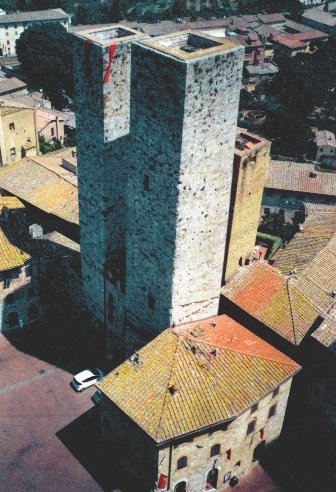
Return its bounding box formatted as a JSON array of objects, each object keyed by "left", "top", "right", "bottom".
[
  {"left": 97, "top": 314, "right": 300, "bottom": 443},
  {"left": 73, "top": 24, "right": 144, "bottom": 47},
  {"left": 265, "top": 160, "right": 336, "bottom": 196},
  {"left": 0, "top": 197, "right": 30, "bottom": 272},
  {"left": 316, "top": 129, "right": 336, "bottom": 148},
  {"left": 222, "top": 212, "right": 336, "bottom": 345},
  {"left": 139, "top": 30, "right": 239, "bottom": 61},
  {"left": 0, "top": 8, "right": 69, "bottom": 25},
  {"left": 0, "top": 77, "right": 27, "bottom": 95},
  {"left": 0, "top": 156, "right": 78, "bottom": 224},
  {"left": 235, "top": 128, "right": 270, "bottom": 156},
  {"left": 303, "top": 5, "right": 336, "bottom": 28}
]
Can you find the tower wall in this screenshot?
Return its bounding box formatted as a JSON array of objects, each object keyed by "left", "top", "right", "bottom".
[
  {"left": 122, "top": 35, "right": 244, "bottom": 353},
  {"left": 72, "top": 27, "right": 145, "bottom": 324},
  {"left": 223, "top": 129, "right": 271, "bottom": 282}
]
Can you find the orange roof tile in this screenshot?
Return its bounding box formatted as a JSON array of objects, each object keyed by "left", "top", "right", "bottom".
[
  {"left": 97, "top": 314, "right": 300, "bottom": 443},
  {"left": 222, "top": 213, "right": 336, "bottom": 345}
]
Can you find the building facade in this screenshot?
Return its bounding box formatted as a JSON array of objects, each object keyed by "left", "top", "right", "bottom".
[
  {"left": 223, "top": 129, "right": 270, "bottom": 281},
  {"left": 0, "top": 106, "right": 38, "bottom": 166},
  {"left": 0, "top": 9, "right": 70, "bottom": 57},
  {"left": 94, "top": 315, "right": 300, "bottom": 492},
  {"left": 72, "top": 26, "right": 244, "bottom": 357},
  {"left": 0, "top": 197, "right": 41, "bottom": 332}
]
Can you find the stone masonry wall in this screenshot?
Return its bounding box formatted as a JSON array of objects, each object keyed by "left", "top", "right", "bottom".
[
  {"left": 224, "top": 142, "right": 271, "bottom": 281},
  {"left": 158, "top": 378, "right": 293, "bottom": 492},
  {"left": 124, "top": 42, "right": 244, "bottom": 353},
  {"left": 72, "top": 30, "right": 144, "bottom": 328}
]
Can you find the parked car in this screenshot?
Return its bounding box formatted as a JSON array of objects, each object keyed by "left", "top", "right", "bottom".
[{"left": 71, "top": 368, "right": 104, "bottom": 392}]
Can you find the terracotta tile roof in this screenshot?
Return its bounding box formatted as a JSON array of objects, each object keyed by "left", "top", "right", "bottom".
[
  {"left": 0, "top": 157, "right": 78, "bottom": 224},
  {"left": 97, "top": 315, "right": 300, "bottom": 443},
  {"left": 272, "top": 212, "right": 336, "bottom": 275},
  {"left": 0, "top": 106, "right": 29, "bottom": 116},
  {"left": 258, "top": 13, "right": 286, "bottom": 24},
  {"left": 0, "top": 196, "right": 24, "bottom": 213},
  {"left": 0, "top": 227, "right": 30, "bottom": 272},
  {"left": 0, "top": 78, "right": 27, "bottom": 95},
  {"left": 0, "top": 197, "right": 30, "bottom": 272},
  {"left": 265, "top": 160, "right": 336, "bottom": 196},
  {"left": 0, "top": 8, "right": 69, "bottom": 25},
  {"left": 222, "top": 214, "right": 336, "bottom": 345},
  {"left": 305, "top": 203, "right": 336, "bottom": 216}
]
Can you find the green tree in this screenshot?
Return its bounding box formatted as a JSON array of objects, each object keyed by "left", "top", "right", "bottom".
[
  {"left": 259, "top": 212, "right": 300, "bottom": 242},
  {"left": 16, "top": 23, "right": 73, "bottom": 110}
]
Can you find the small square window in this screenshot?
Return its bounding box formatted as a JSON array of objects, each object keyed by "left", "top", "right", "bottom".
[
  {"left": 9, "top": 122, "right": 15, "bottom": 131},
  {"left": 210, "top": 444, "right": 220, "bottom": 457},
  {"left": 177, "top": 456, "right": 187, "bottom": 470},
  {"left": 268, "top": 404, "right": 277, "bottom": 419},
  {"left": 234, "top": 461, "right": 241, "bottom": 468},
  {"left": 226, "top": 448, "right": 232, "bottom": 460},
  {"left": 247, "top": 420, "right": 256, "bottom": 436},
  {"left": 264, "top": 207, "right": 270, "bottom": 215},
  {"left": 224, "top": 472, "right": 231, "bottom": 483},
  {"left": 7, "top": 40, "right": 10, "bottom": 45},
  {"left": 143, "top": 174, "right": 150, "bottom": 191},
  {"left": 25, "top": 266, "right": 32, "bottom": 278},
  {"left": 273, "top": 387, "right": 279, "bottom": 398},
  {"left": 251, "top": 403, "right": 258, "bottom": 414},
  {"left": 51, "top": 127, "right": 55, "bottom": 137},
  {"left": 10, "top": 147, "right": 16, "bottom": 157}
]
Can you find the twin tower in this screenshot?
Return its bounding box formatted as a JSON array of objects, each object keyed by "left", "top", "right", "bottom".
[{"left": 72, "top": 26, "right": 244, "bottom": 357}]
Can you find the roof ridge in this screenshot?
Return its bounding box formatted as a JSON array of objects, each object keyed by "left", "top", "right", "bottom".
[
  {"left": 181, "top": 332, "right": 299, "bottom": 367},
  {"left": 28, "top": 156, "right": 76, "bottom": 187},
  {"left": 155, "top": 331, "right": 180, "bottom": 441},
  {"left": 286, "top": 277, "right": 298, "bottom": 345}
]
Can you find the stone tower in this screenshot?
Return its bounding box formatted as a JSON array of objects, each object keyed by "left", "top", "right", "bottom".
[
  {"left": 72, "top": 26, "right": 146, "bottom": 326},
  {"left": 122, "top": 32, "right": 244, "bottom": 354},
  {"left": 72, "top": 27, "right": 244, "bottom": 357},
  {"left": 223, "top": 128, "right": 271, "bottom": 282}
]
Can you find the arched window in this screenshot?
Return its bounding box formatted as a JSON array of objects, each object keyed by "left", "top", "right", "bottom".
[
  {"left": 210, "top": 444, "right": 220, "bottom": 457},
  {"left": 8, "top": 312, "right": 18, "bottom": 328},
  {"left": 28, "top": 304, "right": 38, "bottom": 322},
  {"left": 174, "top": 482, "right": 187, "bottom": 492},
  {"left": 177, "top": 456, "right": 187, "bottom": 470}
]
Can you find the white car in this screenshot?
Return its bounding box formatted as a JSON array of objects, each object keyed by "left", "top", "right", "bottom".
[{"left": 71, "top": 368, "right": 104, "bottom": 392}]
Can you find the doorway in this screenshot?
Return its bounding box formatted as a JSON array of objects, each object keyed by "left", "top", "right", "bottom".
[
  {"left": 206, "top": 468, "right": 218, "bottom": 489},
  {"left": 174, "top": 481, "right": 187, "bottom": 492}
]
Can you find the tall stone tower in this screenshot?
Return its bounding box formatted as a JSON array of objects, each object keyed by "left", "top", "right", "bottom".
[
  {"left": 72, "top": 26, "right": 146, "bottom": 326},
  {"left": 72, "top": 27, "right": 244, "bottom": 357},
  {"left": 122, "top": 32, "right": 244, "bottom": 354},
  {"left": 223, "top": 128, "right": 271, "bottom": 282}
]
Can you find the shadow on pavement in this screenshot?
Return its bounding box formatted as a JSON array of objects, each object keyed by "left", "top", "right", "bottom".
[
  {"left": 56, "top": 406, "right": 123, "bottom": 492},
  {"left": 4, "top": 318, "right": 112, "bottom": 376}
]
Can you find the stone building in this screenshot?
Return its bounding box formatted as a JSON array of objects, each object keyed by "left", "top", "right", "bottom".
[
  {"left": 72, "top": 26, "right": 244, "bottom": 357},
  {"left": 0, "top": 106, "right": 38, "bottom": 166},
  {"left": 0, "top": 196, "right": 41, "bottom": 332},
  {"left": 315, "top": 129, "right": 336, "bottom": 167},
  {"left": 35, "top": 107, "right": 65, "bottom": 144},
  {"left": 0, "top": 8, "right": 70, "bottom": 57},
  {"left": 94, "top": 314, "right": 300, "bottom": 492},
  {"left": 261, "top": 160, "right": 336, "bottom": 221},
  {"left": 302, "top": 2, "right": 336, "bottom": 37},
  {"left": 0, "top": 152, "right": 79, "bottom": 241},
  {"left": 223, "top": 129, "right": 270, "bottom": 282}
]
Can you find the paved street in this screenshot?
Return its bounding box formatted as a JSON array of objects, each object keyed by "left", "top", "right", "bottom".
[
  {"left": 0, "top": 324, "right": 283, "bottom": 492},
  {"left": 0, "top": 324, "right": 106, "bottom": 492}
]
